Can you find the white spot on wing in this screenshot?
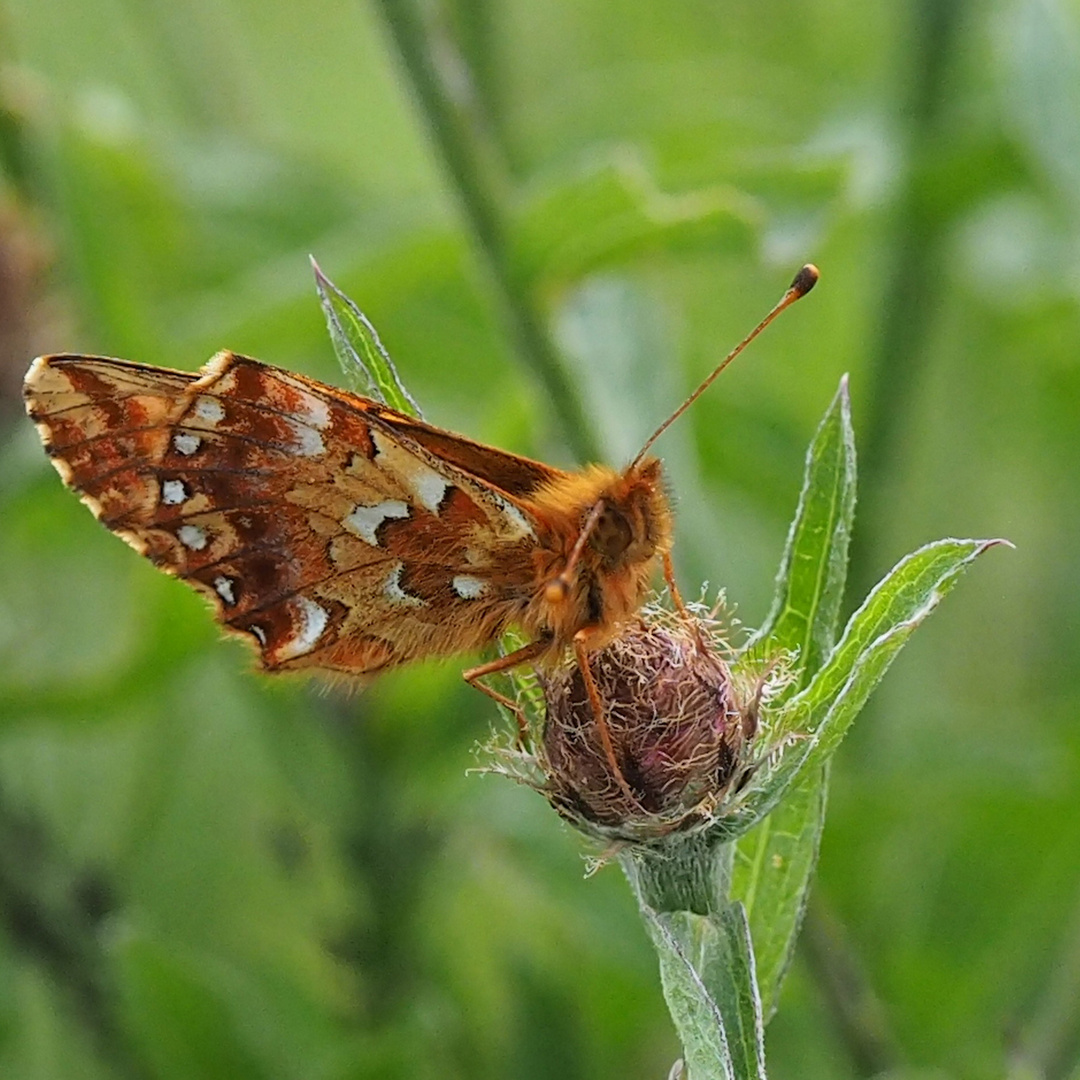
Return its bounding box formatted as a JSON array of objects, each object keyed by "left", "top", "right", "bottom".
[
  {"left": 213, "top": 576, "right": 236, "bottom": 605},
  {"left": 491, "top": 493, "right": 535, "bottom": 539},
  {"left": 177, "top": 524, "right": 208, "bottom": 550},
  {"left": 369, "top": 428, "right": 448, "bottom": 511},
  {"left": 384, "top": 562, "right": 425, "bottom": 607},
  {"left": 371, "top": 429, "right": 394, "bottom": 459},
  {"left": 276, "top": 596, "right": 330, "bottom": 660},
  {"left": 289, "top": 419, "right": 324, "bottom": 457},
  {"left": 194, "top": 396, "right": 225, "bottom": 424},
  {"left": 410, "top": 466, "right": 449, "bottom": 512},
  {"left": 161, "top": 479, "right": 187, "bottom": 505},
  {"left": 343, "top": 500, "right": 410, "bottom": 546},
  {"left": 452, "top": 574, "right": 487, "bottom": 599},
  {"left": 249, "top": 624, "right": 267, "bottom": 646},
  {"left": 173, "top": 432, "right": 201, "bottom": 455},
  {"left": 295, "top": 391, "right": 330, "bottom": 429}
]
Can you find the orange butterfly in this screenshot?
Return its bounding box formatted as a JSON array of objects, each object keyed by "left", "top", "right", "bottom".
[{"left": 23, "top": 266, "right": 817, "bottom": 729}]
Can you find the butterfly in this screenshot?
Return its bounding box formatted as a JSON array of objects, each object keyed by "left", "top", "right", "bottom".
[{"left": 22, "top": 266, "right": 817, "bottom": 730}]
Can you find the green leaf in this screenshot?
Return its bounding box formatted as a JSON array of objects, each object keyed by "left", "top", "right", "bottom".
[
  {"left": 751, "top": 374, "right": 857, "bottom": 684},
  {"left": 310, "top": 257, "right": 422, "bottom": 418},
  {"left": 716, "top": 537, "right": 1009, "bottom": 841},
  {"left": 730, "top": 768, "right": 827, "bottom": 1022},
  {"left": 732, "top": 375, "right": 855, "bottom": 1019},
  {"left": 643, "top": 905, "right": 767, "bottom": 1080}
]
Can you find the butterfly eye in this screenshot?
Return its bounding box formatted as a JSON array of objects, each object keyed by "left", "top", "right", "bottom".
[{"left": 591, "top": 507, "right": 633, "bottom": 565}]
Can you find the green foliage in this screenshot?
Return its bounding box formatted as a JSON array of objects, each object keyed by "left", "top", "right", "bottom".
[
  {"left": 510, "top": 153, "right": 761, "bottom": 288},
  {"left": 645, "top": 906, "right": 765, "bottom": 1080},
  {"left": 723, "top": 538, "right": 1004, "bottom": 844},
  {"left": 0, "top": 1, "right": 1074, "bottom": 1079},
  {"left": 732, "top": 771, "right": 826, "bottom": 1023}
]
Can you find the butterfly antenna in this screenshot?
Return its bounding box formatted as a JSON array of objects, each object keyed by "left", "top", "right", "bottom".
[
  {"left": 629, "top": 264, "right": 819, "bottom": 470},
  {"left": 545, "top": 500, "right": 607, "bottom": 604}
]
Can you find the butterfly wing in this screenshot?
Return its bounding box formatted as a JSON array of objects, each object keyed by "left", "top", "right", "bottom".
[
  {"left": 367, "top": 409, "right": 566, "bottom": 498},
  {"left": 24, "top": 351, "right": 560, "bottom": 675}
]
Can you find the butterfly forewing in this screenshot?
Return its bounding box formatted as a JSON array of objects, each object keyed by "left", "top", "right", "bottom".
[{"left": 24, "top": 351, "right": 548, "bottom": 675}]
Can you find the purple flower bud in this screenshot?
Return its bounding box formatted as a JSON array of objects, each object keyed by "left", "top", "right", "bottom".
[{"left": 539, "top": 616, "right": 753, "bottom": 840}]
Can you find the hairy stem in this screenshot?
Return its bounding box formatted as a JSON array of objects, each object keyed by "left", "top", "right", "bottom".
[{"left": 623, "top": 833, "right": 734, "bottom": 917}]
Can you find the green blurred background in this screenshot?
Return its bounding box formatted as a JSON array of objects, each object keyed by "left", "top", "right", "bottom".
[{"left": 0, "top": 0, "right": 1077, "bottom": 1078}]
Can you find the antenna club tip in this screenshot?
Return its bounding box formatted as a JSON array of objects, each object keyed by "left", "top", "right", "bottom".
[{"left": 789, "top": 263, "right": 820, "bottom": 298}]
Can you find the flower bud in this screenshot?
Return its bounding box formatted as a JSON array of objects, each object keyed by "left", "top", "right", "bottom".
[{"left": 539, "top": 614, "right": 752, "bottom": 840}]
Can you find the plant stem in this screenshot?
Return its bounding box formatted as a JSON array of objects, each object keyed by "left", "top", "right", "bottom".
[
  {"left": 442, "top": 0, "right": 518, "bottom": 172},
  {"left": 371, "top": 0, "right": 601, "bottom": 464},
  {"left": 801, "top": 897, "right": 901, "bottom": 1077},
  {"left": 623, "top": 833, "right": 734, "bottom": 916}
]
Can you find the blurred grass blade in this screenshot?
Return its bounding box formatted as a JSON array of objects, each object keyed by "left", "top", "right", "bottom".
[
  {"left": 644, "top": 904, "right": 768, "bottom": 1080},
  {"left": 733, "top": 375, "right": 855, "bottom": 1018},
  {"left": 716, "top": 537, "right": 1009, "bottom": 840},
  {"left": 116, "top": 932, "right": 273, "bottom": 1079},
  {"left": 1001, "top": 0, "right": 1080, "bottom": 209},
  {"left": 311, "top": 256, "right": 423, "bottom": 418}
]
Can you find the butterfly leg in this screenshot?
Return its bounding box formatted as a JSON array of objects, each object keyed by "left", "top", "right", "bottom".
[
  {"left": 663, "top": 550, "right": 710, "bottom": 652},
  {"left": 662, "top": 551, "right": 689, "bottom": 618},
  {"left": 572, "top": 629, "right": 644, "bottom": 813},
  {"left": 462, "top": 639, "right": 549, "bottom": 745}
]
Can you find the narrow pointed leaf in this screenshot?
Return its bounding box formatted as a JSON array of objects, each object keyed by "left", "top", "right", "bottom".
[
  {"left": 773, "top": 538, "right": 1006, "bottom": 744},
  {"left": 751, "top": 374, "right": 857, "bottom": 682},
  {"left": 710, "top": 905, "right": 768, "bottom": 1080},
  {"left": 714, "top": 538, "right": 1008, "bottom": 841},
  {"left": 732, "top": 376, "right": 855, "bottom": 1018},
  {"left": 310, "top": 257, "right": 423, "bottom": 418},
  {"left": 646, "top": 911, "right": 733, "bottom": 1080}
]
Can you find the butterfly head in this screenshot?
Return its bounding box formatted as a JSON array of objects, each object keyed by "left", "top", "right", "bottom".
[{"left": 540, "top": 457, "right": 671, "bottom": 618}]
